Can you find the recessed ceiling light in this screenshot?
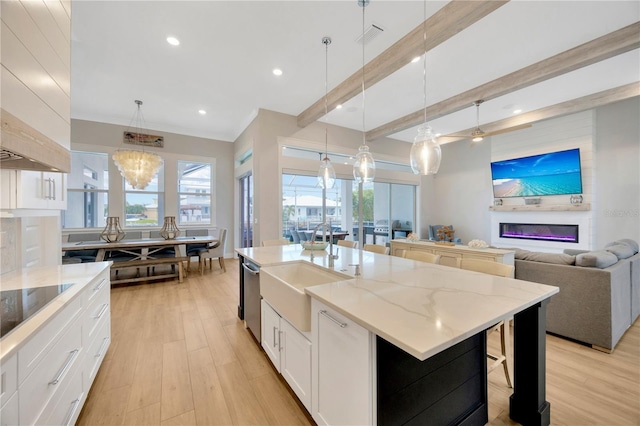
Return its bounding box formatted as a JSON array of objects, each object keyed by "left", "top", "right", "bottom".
[
  {"left": 513, "top": 109, "right": 522, "bottom": 114},
  {"left": 198, "top": 109, "right": 206, "bottom": 115},
  {"left": 435, "top": 133, "right": 442, "bottom": 137},
  {"left": 166, "top": 36, "right": 180, "bottom": 46},
  {"left": 336, "top": 104, "right": 343, "bottom": 110},
  {"left": 273, "top": 68, "right": 283, "bottom": 76},
  {"left": 411, "top": 56, "right": 420, "bottom": 63}
]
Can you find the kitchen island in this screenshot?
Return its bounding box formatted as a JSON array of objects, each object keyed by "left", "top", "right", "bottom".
[{"left": 236, "top": 245, "right": 558, "bottom": 426}]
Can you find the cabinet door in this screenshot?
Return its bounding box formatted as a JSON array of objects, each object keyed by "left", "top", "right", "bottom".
[
  {"left": 17, "top": 171, "right": 47, "bottom": 209},
  {"left": 0, "top": 390, "right": 19, "bottom": 426},
  {"left": 312, "top": 300, "right": 373, "bottom": 426},
  {"left": 437, "top": 251, "right": 462, "bottom": 267},
  {"left": 280, "top": 318, "right": 311, "bottom": 411},
  {"left": 261, "top": 300, "right": 281, "bottom": 371}
]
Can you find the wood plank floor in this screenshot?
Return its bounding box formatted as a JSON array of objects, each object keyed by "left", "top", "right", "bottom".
[{"left": 78, "top": 258, "right": 640, "bottom": 425}]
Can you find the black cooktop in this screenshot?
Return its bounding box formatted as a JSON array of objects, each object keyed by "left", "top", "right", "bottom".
[{"left": 1, "top": 283, "right": 74, "bottom": 339}]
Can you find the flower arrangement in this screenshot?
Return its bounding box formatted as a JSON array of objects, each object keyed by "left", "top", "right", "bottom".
[{"left": 467, "top": 239, "right": 489, "bottom": 249}]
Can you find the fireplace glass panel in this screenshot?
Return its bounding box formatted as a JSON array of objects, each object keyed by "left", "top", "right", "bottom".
[{"left": 499, "top": 223, "right": 579, "bottom": 243}]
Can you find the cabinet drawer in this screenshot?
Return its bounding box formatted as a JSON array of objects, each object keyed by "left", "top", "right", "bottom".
[
  {"left": 0, "top": 352, "right": 17, "bottom": 408},
  {"left": 18, "top": 294, "right": 83, "bottom": 384},
  {"left": 83, "top": 282, "right": 110, "bottom": 344},
  {"left": 0, "top": 389, "right": 18, "bottom": 426},
  {"left": 85, "top": 314, "right": 110, "bottom": 390},
  {"left": 36, "top": 363, "right": 84, "bottom": 426},
  {"left": 84, "top": 269, "right": 109, "bottom": 305},
  {"left": 19, "top": 316, "right": 82, "bottom": 426}
]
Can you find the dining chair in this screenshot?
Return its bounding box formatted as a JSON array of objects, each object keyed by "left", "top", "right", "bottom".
[
  {"left": 198, "top": 228, "right": 227, "bottom": 274},
  {"left": 459, "top": 258, "right": 515, "bottom": 387},
  {"left": 291, "top": 231, "right": 300, "bottom": 244},
  {"left": 262, "top": 239, "right": 290, "bottom": 247},
  {"left": 106, "top": 231, "right": 143, "bottom": 277},
  {"left": 403, "top": 250, "right": 441, "bottom": 264},
  {"left": 363, "top": 244, "right": 390, "bottom": 255},
  {"left": 337, "top": 240, "right": 358, "bottom": 249},
  {"left": 64, "top": 232, "right": 101, "bottom": 262},
  {"left": 297, "top": 231, "right": 308, "bottom": 242},
  {"left": 186, "top": 229, "right": 209, "bottom": 272}
]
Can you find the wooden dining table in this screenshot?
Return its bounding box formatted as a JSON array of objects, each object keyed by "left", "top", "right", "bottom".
[{"left": 62, "top": 236, "right": 218, "bottom": 284}]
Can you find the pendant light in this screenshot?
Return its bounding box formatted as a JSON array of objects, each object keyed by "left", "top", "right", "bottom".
[
  {"left": 409, "top": 0, "right": 441, "bottom": 175},
  {"left": 112, "top": 100, "right": 163, "bottom": 189},
  {"left": 317, "top": 37, "right": 336, "bottom": 190},
  {"left": 353, "top": 0, "right": 375, "bottom": 184}
]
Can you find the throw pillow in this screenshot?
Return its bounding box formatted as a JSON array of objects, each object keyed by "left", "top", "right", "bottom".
[
  {"left": 575, "top": 250, "right": 619, "bottom": 268},
  {"left": 604, "top": 242, "right": 636, "bottom": 260},
  {"left": 520, "top": 251, "right": 576, "bottom": 265},
  {"left": 616, "top": 239, "right": 639, "bottom": 254}
]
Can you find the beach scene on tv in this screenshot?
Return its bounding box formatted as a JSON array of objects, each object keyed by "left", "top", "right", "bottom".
[{"left": 491, "top": 149, "right": 583, "bottom": 198}]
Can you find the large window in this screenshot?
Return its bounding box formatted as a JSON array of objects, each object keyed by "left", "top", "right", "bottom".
[
  {"left": 63, "top": 151, "right": 109, "bottom": 229},
  {"left": 178, "top": 161, "right": 212, "bottom": 225},
  {"left": 124, "top": 166, "right": 164, "bottom": 227}
]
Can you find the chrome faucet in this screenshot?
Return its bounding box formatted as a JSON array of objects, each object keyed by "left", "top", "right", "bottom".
[{"left": 312, "top": 222, "right": 338, "bottom": 267}]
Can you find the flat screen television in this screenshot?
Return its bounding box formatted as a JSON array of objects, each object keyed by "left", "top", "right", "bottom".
[{"left": 490, "top": 148, "right": 582, "bottom": 198}]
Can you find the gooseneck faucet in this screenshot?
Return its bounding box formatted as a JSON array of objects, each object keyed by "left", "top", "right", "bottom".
[{"left": 312, "top": 222, "right": 338, "bottom": 268}]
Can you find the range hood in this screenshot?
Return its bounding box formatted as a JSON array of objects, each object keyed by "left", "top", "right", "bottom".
[{"left": 0, "top": 109, "right": 70, "bottom": 173}]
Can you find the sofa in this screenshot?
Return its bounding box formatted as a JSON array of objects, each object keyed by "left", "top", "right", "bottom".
[{"left": 512, "top": 239, "right": 639, "bottom": 352}]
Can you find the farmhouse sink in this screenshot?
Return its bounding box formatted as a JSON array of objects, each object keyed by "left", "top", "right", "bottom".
[{"left": 260, "top": 261, "right": 351, "bottom": 332}]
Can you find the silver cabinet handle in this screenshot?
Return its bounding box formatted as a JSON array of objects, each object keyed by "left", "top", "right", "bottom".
[
  {"left": 273, "top": 326, "right": 278, "bottom": 348},
  {"left": 64, "top": 396, "right": 82, "bottom": 426},
  {"left": 93, "top": 278, "right": 107, "bottom": 292},
  {"left": 320, "top": 310, "right": 347, "bottom": 328},
  {"left": 51, "top": 178, "right": 56, "bottom": 200},
  {"left": 96, "top": 337, "right": 110, "bottom": 358},
  {"left": 44, "top": 177, "right": 55, "bottom": 200},
  {"left": 49, "top": 349, "right": 79, "bottom": 385},
  {"left": 242, "top": 263, "right": 259, "bottom": 275},
  {"left": 94, "top": 303, "right": 109, "bottom": 319}
]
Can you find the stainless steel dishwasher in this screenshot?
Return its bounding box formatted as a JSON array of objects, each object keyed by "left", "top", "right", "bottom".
[{"left": 242, "top": 260, "right": 261, "bottom": 342}]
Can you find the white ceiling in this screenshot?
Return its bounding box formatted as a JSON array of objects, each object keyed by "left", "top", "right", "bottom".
[{"left": 71, "top": 1, "right": 640, "bottom": 144}]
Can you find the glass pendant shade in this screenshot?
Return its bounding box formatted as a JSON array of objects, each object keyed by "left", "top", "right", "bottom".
[
  {"left": 113, "top": 149, "right": 163, "bottom": 190},
  {"left": 318, "top": 156, "right": 336, "bottom": 189},
  {"left": 353, "top": 144, "right": 376, "bottom": 183},
  {"left": 410, "top": 125, "right": 441, "bottom": 175}
]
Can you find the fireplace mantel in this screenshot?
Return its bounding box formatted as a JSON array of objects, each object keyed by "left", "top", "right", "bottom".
[{"left": 489, "top": 203, "right": 591, "bottom": 212}]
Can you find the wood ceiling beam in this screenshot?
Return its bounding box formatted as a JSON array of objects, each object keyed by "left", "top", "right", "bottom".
[
  {"left": 437, "top": 82, "right": 640, "bottom": 145},
  {"left": 367, "top": 21, "right": 640, "bottom": 141},
  {"left": 296, "top": 0, "right": 509, "bottom": 128}
]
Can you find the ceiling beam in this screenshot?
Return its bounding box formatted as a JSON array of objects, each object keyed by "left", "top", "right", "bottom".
[
  {"left": 296, "top": 0, "right": 509, "bottom": 128},
  {"left": 437, "top": 82, "right": 640, "bottom": 145},
  {"left": 367, "top": 21, "right": 640, "bottom": 141}
]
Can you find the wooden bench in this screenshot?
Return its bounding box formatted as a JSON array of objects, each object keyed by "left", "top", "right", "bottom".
[{"left": 110, "top": 256, "right": 187, "bottom": 284}]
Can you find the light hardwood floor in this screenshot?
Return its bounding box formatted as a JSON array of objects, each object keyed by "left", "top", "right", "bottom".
[{"left": 78, "top": 258, "right": 640, "bottom": 425}]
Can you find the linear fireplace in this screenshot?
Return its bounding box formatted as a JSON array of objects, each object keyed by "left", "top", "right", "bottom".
[{"left": 499, "top": 223, "right": 579, "bottom": 243}]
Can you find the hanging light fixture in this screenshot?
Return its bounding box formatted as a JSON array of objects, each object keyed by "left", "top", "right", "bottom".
[
  {"left": 353, "top": 0, "right": 375, "bottom": 184},
  {"left": 409, "top": 0, "right": 441, "bottom": 175},
  {"left": 112, "top": 100, "right": 163, "bottom": 189},
  {"left": 317, "top": 36, "right": 336, "bottom": 190}
]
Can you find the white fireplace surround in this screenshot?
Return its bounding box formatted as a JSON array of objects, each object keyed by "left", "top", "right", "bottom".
[{"left": 491, "top": 210, "right": 592, "bottom": 253}]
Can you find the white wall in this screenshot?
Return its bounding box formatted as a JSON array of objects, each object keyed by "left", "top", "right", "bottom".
[{"left": 594, "top": 97, "right": 640, "bottom": 247}]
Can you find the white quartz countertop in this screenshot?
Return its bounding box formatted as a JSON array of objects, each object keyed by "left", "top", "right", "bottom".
[
  {"left": 0, "top": 262, "right": 112, "bottom": 360},
  {"left": 236, "top": 245, "right": 558, "bottom": 360}
]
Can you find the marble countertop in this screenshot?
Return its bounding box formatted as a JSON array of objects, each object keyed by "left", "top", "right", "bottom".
[
  {"left": 1, "top": 262, "right": 112, "bottom": 360},
  {"left": 391, "top": 238, "right": 515, "bottom": 254},
  {"left": 236, "top": 245, "right": 558, "bottom": 360}
]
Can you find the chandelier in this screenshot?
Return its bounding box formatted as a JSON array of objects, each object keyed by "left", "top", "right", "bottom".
[
  {"left": 112, "top": 100, "right": 163, "bottom": 189},
  {"left": 409, "top": 0, "right": 441, "bottom": 175}
]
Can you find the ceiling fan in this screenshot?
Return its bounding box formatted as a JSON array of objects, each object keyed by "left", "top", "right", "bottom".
[{"left": 443, "top": 100, "right": 532, "bottom": 142}]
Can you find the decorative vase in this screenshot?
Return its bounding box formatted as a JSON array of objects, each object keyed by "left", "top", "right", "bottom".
[
  {"left": 160, "top": 216, "right": 180, "bottom": 240},
  {"left": 101, "top": 217, "right": 126, "bottom": 242}
]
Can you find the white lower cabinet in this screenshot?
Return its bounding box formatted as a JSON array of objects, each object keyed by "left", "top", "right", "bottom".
[
  {"left": 261, "top": 300, "right": 311, "bottom": 411},
  {"left": 0, "top": 391, "right": 19, "bottom": 426},
  {"left": 311, "top": 298, "right": 374, "bottom": 426}
]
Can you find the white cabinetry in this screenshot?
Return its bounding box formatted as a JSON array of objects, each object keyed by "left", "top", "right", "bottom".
[
  {"left": 0, "top": 169, "right": 67, "bottom": 210},
  {"left": 261, "top": 299, "right": 311, "bottom": 411},
  {"left": 311, "top": 298, "right": 374, "bottom": 426},
  {"left": 0, "top": 266, "right": 110, "bottom": 426}
]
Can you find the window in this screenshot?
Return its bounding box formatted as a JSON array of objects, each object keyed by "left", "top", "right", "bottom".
[
  {"left": 124, "top": 165, "right": 164, "bottom": 227},
  {"left": 178, "top": 161, "right": 212, "bottom": 225},
  {"left": 63, "top": 152, "right": 109, "bottom": 229}
]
